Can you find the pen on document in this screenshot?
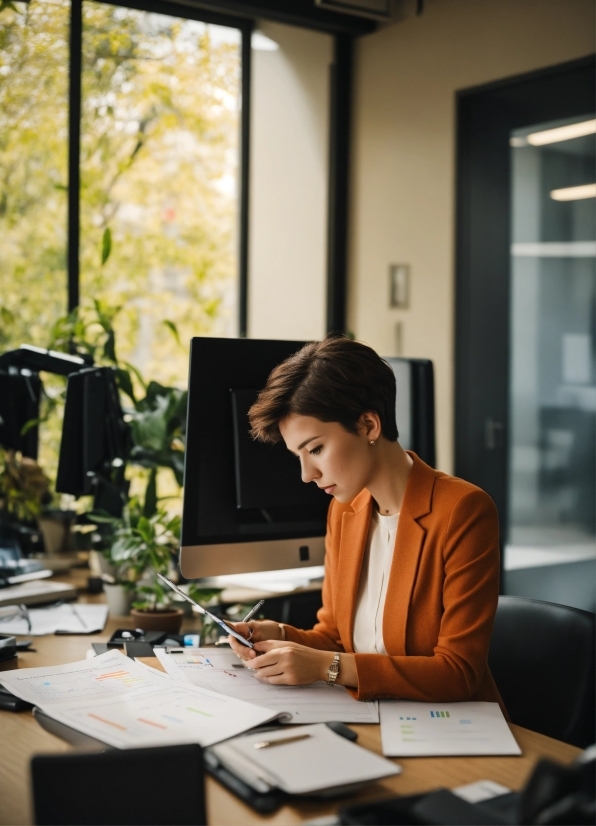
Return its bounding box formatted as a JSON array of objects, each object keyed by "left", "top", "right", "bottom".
[
  {"left": 242, "top": 600, "right": 264, "bottom": 622},
  {"left": 70, "top": 603, "right": 87, "bottom": 629},
  {"left": 253, "top": 733, "right": 312, "bottom": 750}
]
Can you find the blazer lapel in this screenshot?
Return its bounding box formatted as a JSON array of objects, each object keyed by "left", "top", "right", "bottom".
[
  {"left": 335, "top": 490, "right": 371, "bottom": 653},
  {"left": 383, "top": 453, "right": 436, "bottom": 656}
]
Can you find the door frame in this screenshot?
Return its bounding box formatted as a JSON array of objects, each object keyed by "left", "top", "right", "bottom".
[{"left": 454, "top": 55, "right": 596, "bottom": 575}]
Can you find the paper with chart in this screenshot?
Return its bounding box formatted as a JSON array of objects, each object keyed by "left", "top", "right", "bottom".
[
  {"left": 155, "top": 647, "right": 379, "bottom": 724},
  {"left": 0, "top": 649, "right": 283, "bottom": 748},
  {"left": 380, "top": 701, "right": 521, "bottom": 756}
]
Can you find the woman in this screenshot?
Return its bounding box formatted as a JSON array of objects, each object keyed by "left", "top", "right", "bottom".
[{"left": 228, "top": 334, "right": 504, "bottom": 708}]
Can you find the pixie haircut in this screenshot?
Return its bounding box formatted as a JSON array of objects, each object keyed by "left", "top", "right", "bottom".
[{"left": 249, "top": 334, "right": 399, "bottom": 444}]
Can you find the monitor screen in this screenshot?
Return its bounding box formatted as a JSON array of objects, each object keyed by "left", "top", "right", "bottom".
[{"left": 180, "top": 338, "right": 330, "bottom": 579}]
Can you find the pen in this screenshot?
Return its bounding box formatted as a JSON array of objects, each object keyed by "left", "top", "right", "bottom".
[
  {"left": 156, "top": 573, "right": 254, "bottom": 649},
  {"left": 70, "top": 603, "right": 87, "bottom": 629},
  {"left": 253, "top": 733, "right": 312, "bottom": 750},
  {"left": 242, "top": 599, "right": 264, "bottom": 622}
]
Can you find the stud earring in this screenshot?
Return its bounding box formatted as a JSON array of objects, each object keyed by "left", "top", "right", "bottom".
[{"left": 369, "top": 439, "right": 376, "bottom": 446}]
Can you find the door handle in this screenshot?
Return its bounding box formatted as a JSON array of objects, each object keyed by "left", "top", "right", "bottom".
[{"left": 485, "top": 418, "right": 504, "bottom": 450}]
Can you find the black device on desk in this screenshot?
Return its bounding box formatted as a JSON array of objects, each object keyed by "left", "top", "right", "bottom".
[
  {"left": 338, "top": 745, "right": 596, "bottom": 825},
  {"left": 31, "top": 744, "right": 206, "bottom": 826}
]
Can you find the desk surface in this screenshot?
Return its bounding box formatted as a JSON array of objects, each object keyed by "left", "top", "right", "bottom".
[{"left": 0, "top": 573, "right": 581, "bottom": 826}]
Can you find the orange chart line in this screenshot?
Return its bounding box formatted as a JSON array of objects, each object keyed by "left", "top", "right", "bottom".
[
  {"left": 96, "top": 671, "right": 130, "bottom": 680},
  {"left": 88, "top": 713, "right": 126, "bottom": 731},
  {"left": 138, "top": 718, "right": 167, "bottom": 730}
]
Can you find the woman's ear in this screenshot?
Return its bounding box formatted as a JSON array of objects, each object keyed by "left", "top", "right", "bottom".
[{"left": 359, "top": 411, "right": 382, "bottom": 441}]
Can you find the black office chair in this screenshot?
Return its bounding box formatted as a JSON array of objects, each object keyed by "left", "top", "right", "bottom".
[
  {"left": 31, "top": 744, "right": 206, "bottom": 825},
  {"left": 488, "top": 595, "right": 595, "bottom": 748}
]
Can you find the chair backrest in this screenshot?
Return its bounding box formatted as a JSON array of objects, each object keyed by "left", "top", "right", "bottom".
[
  {"left": 31, "top": 744, "right": 206, "bottom": 825},
  {"left": 488, "top": 595, "right": 595, "bottom": 748}
]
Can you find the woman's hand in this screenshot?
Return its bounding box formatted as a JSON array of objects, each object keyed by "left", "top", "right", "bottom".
[
  {"left": 227, "top": 620, "right": 284, "bottom": 661},
  {"left": 244, "top": 640, "right": 335, "bottom": 685}
]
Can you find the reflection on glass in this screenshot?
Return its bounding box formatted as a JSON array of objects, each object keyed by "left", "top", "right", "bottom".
[
  {"left": 508, "top": 116, "right": 596, "bottom": 566},
  {"left": 80, "top": 4, "right": 241, "bottom": 387},
  {"left": 0, "top": 0, "right": 69, "bottom": 351}
]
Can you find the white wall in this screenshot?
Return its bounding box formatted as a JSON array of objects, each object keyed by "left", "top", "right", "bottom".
[
  {"left": 349, "top": 0, "right": 595, "bottom": 473},
  {"left": 248, "top": 21, "right": 332, "bottom": 341}
]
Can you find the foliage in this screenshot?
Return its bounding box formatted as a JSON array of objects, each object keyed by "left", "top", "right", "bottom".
[
  {"left": 93, "top": 501, "right": 222, "bottom": 613},
  {"left": 0, "top": 0, "right": 70, "bottom": 353},
  {"left": 0, "top": 448, "right": 51, "bottom": 523},
  {"left": 93, "top": 500, "right": 179, "bottom": 608},
  {"left": 0, "top": 0, "right": 240, "bottom": 480}
]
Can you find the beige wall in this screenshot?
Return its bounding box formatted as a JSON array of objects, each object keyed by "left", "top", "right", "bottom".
[
  {"left": 248, "top": 21, "right": 332, "bottom": 341},
  {"left": 349, "top": 0, "right": 595, "bottom": 473}
]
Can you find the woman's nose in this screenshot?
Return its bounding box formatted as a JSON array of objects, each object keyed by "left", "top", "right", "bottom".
[{"left": 300, "top": 458, "right": 319, "bottom": 484}]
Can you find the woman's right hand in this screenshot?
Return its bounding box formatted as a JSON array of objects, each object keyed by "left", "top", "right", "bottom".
[{"left": 227, "top": 620, "right": 284, "bottom": 661}]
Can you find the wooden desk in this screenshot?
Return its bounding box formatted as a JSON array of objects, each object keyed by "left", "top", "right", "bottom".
[{"left": 0, "top": 603, "right": 581, "bottom": 825}]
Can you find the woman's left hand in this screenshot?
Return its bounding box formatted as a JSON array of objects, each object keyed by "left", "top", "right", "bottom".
[{"left": 245, "top": 640, "right": 334, "bottom": 685}]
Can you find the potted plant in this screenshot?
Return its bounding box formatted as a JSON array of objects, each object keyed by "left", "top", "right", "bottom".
[
  {"left": 0, "top": 447, "right": 54, "bottom": 556},
  {"left": 93, "top": 501, "right": 183, "bottom": 631}
]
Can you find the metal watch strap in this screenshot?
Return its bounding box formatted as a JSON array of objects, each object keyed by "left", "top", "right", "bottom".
[{"left": 327, "top": 653, "right": 340, "bottom": 686}]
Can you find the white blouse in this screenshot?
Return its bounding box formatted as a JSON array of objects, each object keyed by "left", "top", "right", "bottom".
[{"left": 352, "top": 509, "right": 399, "bottom": 654}]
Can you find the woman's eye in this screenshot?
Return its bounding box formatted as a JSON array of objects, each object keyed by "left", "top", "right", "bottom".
[{"left": 310, "top": 445, "right": 322, "bottom": 456}]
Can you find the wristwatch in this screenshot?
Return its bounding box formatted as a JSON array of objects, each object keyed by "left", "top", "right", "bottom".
[{"left": 327, "top": 653, "right": 340, "bottom": 686}]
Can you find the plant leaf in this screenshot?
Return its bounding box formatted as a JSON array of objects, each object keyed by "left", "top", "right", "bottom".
[{"left": 101, "top": 227, "right": 112, "bottom": 265}]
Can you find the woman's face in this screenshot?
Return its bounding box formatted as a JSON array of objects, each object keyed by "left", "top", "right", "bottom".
[{"left": 279, "top": 413, "right": 377, "bottom": 504}]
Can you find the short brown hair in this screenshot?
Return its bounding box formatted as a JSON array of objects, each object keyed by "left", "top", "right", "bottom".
[{"left": 249, "top": 334, "right": 398, "bottom": 443}]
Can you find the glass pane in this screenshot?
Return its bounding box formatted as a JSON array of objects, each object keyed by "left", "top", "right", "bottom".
[
  {"left": 0, "top": 0, "right": 69, "bottom": 351},
  {"left": 80, "top": 5, "right": 241, "bottom": 387},
  {"left": 508, "top": 116, "right": 596, "bottom": 567}
]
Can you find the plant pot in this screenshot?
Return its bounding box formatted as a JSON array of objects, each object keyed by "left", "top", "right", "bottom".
[
  {"left": 89, "top": 551, "right": 118, "bottom": 579},
  {"left": 104, "top": 583, "right": 134, "bottom": 617},
  {"left": 130, "top": 608, "right": 184, "bottom": 634}
]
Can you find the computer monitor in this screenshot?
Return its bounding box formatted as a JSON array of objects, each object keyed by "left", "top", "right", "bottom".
[
  {"left": 179, "top": 338, "right": 436, "bottom": 580},
  {"left": 180, "top": 338, "right": 328, "bottom": 579},
  {"left": 386, "top": 357, "right": 436, "bottom": 468},
  {"left": 0, "top": 371, "right": 42, "bottom": 459},
  {"left": 56, "top": 367, "right": 131, "bottom": 514}
]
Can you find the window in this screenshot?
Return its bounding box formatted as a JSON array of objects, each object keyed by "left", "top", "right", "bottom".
[
  {"left": 1, "top": 0, "right": 244, "bottom": 390},
  {"left": 0, "top": 0, "right": 70, "bottom": 351},
  {"left": 80, "top": 4, "right": 242, "bottom": 385}
]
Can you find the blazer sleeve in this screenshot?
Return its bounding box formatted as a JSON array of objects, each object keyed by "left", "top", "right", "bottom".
[
  {"left": 283, "top": 501, "right": 345, "bottom": 652},
  {"left": 352, "top": 489, "right": 500, "bottom": 702}
]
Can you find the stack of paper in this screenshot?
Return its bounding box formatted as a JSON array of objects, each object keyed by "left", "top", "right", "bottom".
[
  {"left": 155, "top": 647, "right": 379, "bottom": 724},
  {"left": 380, "top": 701, "right": 521, "bottom": 756},
  {"left": 0, "top": 650, "right": 284, "bottom": 748},
  {"left": 0, "top": 603, "right": 108, "bottom": 635},
  {"left": 209, "top": 723, "right": 400, "bottom": 795}
]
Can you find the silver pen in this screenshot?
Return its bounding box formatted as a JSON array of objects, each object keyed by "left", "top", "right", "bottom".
[
  {"left": 242, "top": 599, "right": 264, "bottom": 622},
  {"left": 253, "top": 733, "right": 312, "bottom": 750}
]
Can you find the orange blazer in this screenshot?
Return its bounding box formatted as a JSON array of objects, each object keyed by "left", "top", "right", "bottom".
[{"left": 284, "top": 452, "right": 506, "bottom": 710}]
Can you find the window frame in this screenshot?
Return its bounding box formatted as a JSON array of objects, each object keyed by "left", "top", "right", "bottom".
[{"left": 60, "top": 0, "right": 358, "bottom": 337}]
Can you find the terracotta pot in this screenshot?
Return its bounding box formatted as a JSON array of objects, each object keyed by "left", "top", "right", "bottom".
[{"left": 130, "top": 608, "right": 184, "bottom": 634}]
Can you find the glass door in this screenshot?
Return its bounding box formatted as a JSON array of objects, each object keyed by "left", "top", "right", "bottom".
[{"left": 507, "top": 116, "right": 596, "bottom": 568}]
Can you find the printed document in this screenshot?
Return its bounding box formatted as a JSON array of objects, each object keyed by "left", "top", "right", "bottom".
[
  {"left": 380, "top": 700, "right": 521, "bottom": 756},
  {"left": 155, "top": 647, "right": 379, "bottom": 724},
  {"left": 0, "top": 603, "right": 108, "bottom": 635},
  {"left": 0, "top": 649, "right": 283, "bottom": 748}
]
